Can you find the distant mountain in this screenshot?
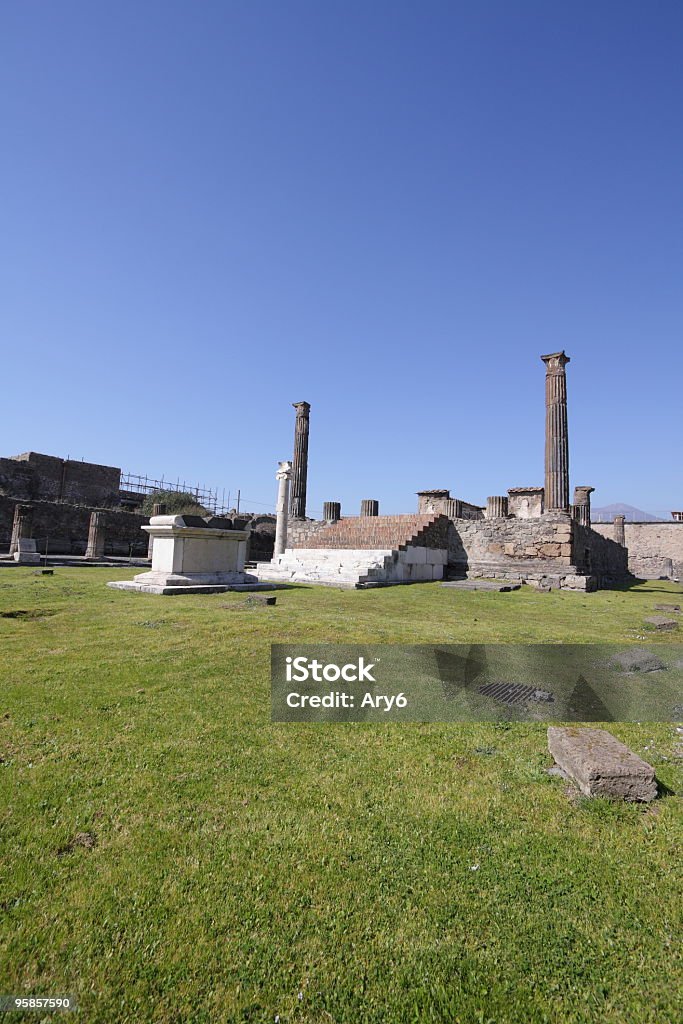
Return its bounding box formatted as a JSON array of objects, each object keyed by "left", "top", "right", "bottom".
[{"left": 591, "top": 503, "right": 668, "bottom": 523}]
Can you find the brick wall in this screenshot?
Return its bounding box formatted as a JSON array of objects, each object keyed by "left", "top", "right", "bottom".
[
  {"left": 592, "top": 521, "right": 683, "bottom": 580},
  {"left": 0, "top": 497, "right": 148, "bottom": 556},
  {"left": 290, "top": 514, "right": 450, "bottom": 551}
]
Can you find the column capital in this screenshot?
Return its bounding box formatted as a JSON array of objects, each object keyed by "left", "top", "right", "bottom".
[
  {"left": 292, "top": 401, "right": 311, "bottom": 414},
  {"left": 276, "top": 460, "right": 292, "bottom": 481},
  {"left": 541, "top": 351, "right": 570, "bottom": 374}
]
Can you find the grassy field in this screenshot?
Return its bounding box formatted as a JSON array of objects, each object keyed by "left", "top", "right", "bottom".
[{"left": 1, "top": 568, "right": 682, "bottom": 1023}]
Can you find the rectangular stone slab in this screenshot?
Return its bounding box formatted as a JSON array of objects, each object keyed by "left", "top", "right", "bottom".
[{"left": 547, "top": 727, "right": 657, "bottom": 801}]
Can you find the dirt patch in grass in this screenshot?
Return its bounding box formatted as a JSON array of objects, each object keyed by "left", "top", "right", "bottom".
[
  {"left": 0, "top": 609, "right": 56, "bottom": 620},
  {"left": 57, "top": 831, "right": 97, "bottom": 856}
]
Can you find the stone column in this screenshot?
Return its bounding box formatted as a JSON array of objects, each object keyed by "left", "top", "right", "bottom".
[
  {"left": 323, "top": 501, "right": 341, "bottom": 523},
  {"left": 613, "top": 514, "right": 626, "bottom": 546},
  {"left": 9, "top": 504, "right": 31, "bottom": 556},
  {"left": 486, "top": 496, "right": 508, "bottom": 519},
  {"left": 289, "top": 401, "right": 310, "bottom": 519},
  {"left": 572, "top": 486, "right": 594, "bottom": 527},
  {"left": 85, "top": 512, "right": 106, "bottom": 560},
  {"left": 147, "top": 503, "right": 167, "bottom": 560},
  {"left": 444, "top": 498, "right": 463, "bottom": 519},
  {"left": 541, "top": 351, "right": 571, "bottom": 511},
  {"left": 360, "top": 499, "right": 379, "bottom": 517},
  {"left": 274, "top": 461, "right": 292, "bottom": 557},
  {"left": 672, "top": 511, "right": 683, "bottom": 522}
]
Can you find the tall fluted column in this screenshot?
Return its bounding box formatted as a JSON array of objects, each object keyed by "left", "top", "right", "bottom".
[
  {"left": 9, "top": 504, "right": 31, "bottom": 556},
  {"left": 360, "top": 500, "right": 379, "bottom": 517},
  {"left": 85, "top": 512, "right": 106, "bottom": 560},
  {"left": 274, "top": 461, "right": 293, "bottom": 556},
  {"left": 289, "top": 401, "right": 310, "bottom": 519},
  {"left": 541, "top": 351, "right": 571, "bottom": 511}
]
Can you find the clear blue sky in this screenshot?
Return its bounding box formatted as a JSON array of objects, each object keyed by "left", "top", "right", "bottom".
[{"left": 2, "top": 1, "right": 681, "bottom": 516}]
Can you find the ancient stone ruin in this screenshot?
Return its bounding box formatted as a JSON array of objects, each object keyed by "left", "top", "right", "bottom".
[
  {"left": 0, "top": 451, "right": 276, "bottom": 563},
  {"left": 255, "top": 354, "right": 662, "bottom": 590}
]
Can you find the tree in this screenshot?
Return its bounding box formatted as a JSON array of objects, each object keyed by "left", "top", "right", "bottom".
[{"left": 140, "top": 489, "right": 208, "bottom": 517}]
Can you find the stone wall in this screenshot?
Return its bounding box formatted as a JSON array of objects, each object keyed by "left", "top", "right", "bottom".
[
  {"left": 0, "top": 452, "right": 121, "bottom": 506},
  {"left": 447, "top": 513, "right": 628, "bottom": 589},
  {"left": 287, "top": 518, "right": 331, "bottom": 547},
  {"left": 591, "top": 522, "right": 683, "bottom": 580},
  {"left": 570, "top": 521, "right": 629, "bottom": 581},
  {"left": 448, "top": 513, "right": 573, "bottom": 576},
  {"left": 0, "top": 497, "right": 149, "bottom": 556}
]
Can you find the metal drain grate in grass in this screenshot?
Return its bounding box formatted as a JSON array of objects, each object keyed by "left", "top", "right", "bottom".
[{"left": 477, "top": 682, "right": 555, "bottom": 706}]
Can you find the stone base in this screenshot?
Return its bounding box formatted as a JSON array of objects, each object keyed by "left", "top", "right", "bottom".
[
  {"left": 452, "top": 562, "right": 599, "bottom": 591},
  {"left": 107, "top": 567, "right": 287, "bottom": 595},
  {"left": 14, "top": 538, "right": 41, "bottom": 565},
  {"left": 255, "top": 546, "right": 447, "bottom": 588},
  {"left": 14, "top": 552, "right": 41, "bottom": 565},
  {"left": 107, "top": 580, "right": 283, "bottom": 596},
  {"left": 131, "top": 570, "right": 253, "bottom": 588},
  {"left": 548, "top": 726, "right": 657, "bottom": 801}
]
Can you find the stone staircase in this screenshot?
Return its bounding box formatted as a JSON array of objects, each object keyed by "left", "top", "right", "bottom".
[{"left": 255, "top": 514, "right": 450, "bottom": 588}]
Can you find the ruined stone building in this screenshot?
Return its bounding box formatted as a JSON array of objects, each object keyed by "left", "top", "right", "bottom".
[
  {"left": 0, "top": 451, "right": 275, "bottom": 560},
  {"left": 257, "top": 354, "right": 681, "bottom": 589}
]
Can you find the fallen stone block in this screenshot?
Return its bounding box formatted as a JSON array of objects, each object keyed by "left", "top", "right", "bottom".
[
  {"left": 654, "top": 603, "right": 681, "bottom": 613},
  {"left": 644, "top": 616, "right": 679, "bottom": 632},
  {"left": 609, "top": 649, "right": 665, "bottom": 674},
  {"left": 547, "top": 726, "right": 657, "bottom": 801}
]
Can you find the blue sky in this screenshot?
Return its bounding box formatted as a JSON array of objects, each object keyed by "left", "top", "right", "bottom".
[{"left": 2, "top": 1, "right": 681, "bottom": 516}]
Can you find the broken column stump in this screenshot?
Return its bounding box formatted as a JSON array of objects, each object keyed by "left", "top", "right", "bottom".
[{"left": 547, "top": 726, "right": 657, "bottom": 801}]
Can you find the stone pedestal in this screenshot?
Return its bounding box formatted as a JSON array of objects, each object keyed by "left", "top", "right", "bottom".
[
  {"left": 486, "top": 496, "right": 508, "bottom": 519},
  {"left": 323, "top": 501, "right": 341, "bottom": 523},
  {"left": 541, "top": 351, "right": 570, "bottom": 511},
  {"left": 290, "top": 401, "right": 310, "bottom": 519},
  {"left": 274, "top": 461, "right": 292, "bottom": 557},
  {"left": 108, "top": 515, "right": 272, "bottom": 594},
  {"left": 147, "top": 503, "right": 167, "bottom": 560},
  {"left": 507, "top": 487, "right": 544, "bottom": 519},
  {"left": 360, "top": 500, "right": 379, "bottom": 517},
  {"left": 85, "top": 512, "right": 106, "bottom": 560},
  {"left": 9, "top": 504, "right": 31, "bottom": 556},
  {"left": 14, "top": 538, "right": 40, "bottom": 565}
]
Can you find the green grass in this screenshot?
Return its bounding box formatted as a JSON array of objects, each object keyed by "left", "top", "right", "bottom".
[{"left": 1, "top": 569, "right": 682, "bottom": 1024}]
